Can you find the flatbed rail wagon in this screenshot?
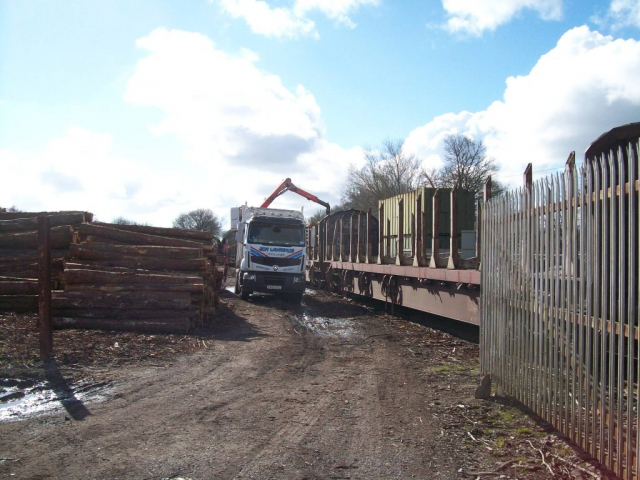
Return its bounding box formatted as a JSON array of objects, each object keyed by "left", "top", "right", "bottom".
[{"left": 306, "top": 186, "right": 484, "bottom": 325}]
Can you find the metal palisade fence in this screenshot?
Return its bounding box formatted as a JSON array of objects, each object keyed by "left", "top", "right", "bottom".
[{"left": 481, "top": 136, "right": 640, "bottom": 479}]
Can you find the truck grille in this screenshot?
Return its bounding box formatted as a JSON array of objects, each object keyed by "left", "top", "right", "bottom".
[
  {"left": 263, "top": 275, "right": 286, "bottom": 286},
  {"left": 250, "top": 256, "right": 301, "bottom": 267}
]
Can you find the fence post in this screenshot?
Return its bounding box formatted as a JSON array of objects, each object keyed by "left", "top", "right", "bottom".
[
  {"left": 565, "top": 153, "right": 576, "bottom": 279},
  {"left": 38, "top": 216, "right": 52, "bottom": 361},
  {"left": 484, "top": 176, "right": 492, "bottom": 202},
  {"left": 523, "top": 163, "right": 533, "bottom": 188},
  {"left": 478, "top": 177, "right": 492, "bottom": 268}
]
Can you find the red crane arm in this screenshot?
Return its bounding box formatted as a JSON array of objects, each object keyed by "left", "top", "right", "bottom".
[
  {"left": 260, "top": 178, "right": 331, "bottom": 215},
  {"left": 260, "top": 178, "right": 292, "bottom": 209}
]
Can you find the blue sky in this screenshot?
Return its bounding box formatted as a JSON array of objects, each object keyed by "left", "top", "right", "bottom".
[{"left": 1, "top": 0, "right": 639, "bottom": 227}]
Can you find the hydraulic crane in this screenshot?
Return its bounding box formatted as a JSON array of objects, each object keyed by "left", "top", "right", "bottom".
[{"left": 260, "top": 178, "right": 331, "bottom": 216}]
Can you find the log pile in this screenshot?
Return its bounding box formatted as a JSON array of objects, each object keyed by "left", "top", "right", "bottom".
[
  {"left": 53, "top": 222, "right": 220, "bottom": 334},
  {"left": 0, "top": 211, "right": 223, "bottom": 333},
  {"left": 0, "top": 211, "right": 92, "bottom": 313}
]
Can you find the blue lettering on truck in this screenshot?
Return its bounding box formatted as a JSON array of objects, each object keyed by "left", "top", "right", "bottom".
[{"left": 258, "top": 246, "right": 295, "bottom": 254}]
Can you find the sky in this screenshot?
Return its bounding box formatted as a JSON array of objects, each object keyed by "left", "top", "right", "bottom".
[{"left": 1, "top": 0, "right": 639, "bottom": 229}]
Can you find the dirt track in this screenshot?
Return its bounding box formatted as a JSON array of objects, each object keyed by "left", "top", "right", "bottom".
[{"left": 1, "top": 288, "right": 609, "bottom": 479}]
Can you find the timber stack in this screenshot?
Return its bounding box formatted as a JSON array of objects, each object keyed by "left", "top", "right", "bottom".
[
  {"left": 53, "top": 222, "right": 220, "bottom": 334},
  {"left": 0, "top": 211, "right": 91, "bottom": 313}
]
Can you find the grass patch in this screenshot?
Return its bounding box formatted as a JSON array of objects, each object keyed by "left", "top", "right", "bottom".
[
  {"left": 555, "top": 444, "right": 572, "bottom": 456},
  {"left": 468, "top": 365, "right": 481, "bottom": 376},
  {"left": 430, "top": 363, "right": 468, "bottom": 374},
  {"left": 496, "top": 409, "right": 517, "bottom": 423}
]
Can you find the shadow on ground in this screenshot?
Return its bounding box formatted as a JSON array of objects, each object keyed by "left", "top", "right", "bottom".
[{"left": 191, "top": 292, "right": 270, "bottom": 343}]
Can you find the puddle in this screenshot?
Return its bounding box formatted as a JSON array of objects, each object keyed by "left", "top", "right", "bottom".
[
  {"left": 0, "top": 377, "right": 112, "bottom": 422},
  {"left": 292, "top": 289, "right": 359, "bottom": 338},
  {"left": 224, "top": 284, "right": 357, "bottom": 338},
  {"left": 294, "top": 309, "right": 357, "bottom": 339}
]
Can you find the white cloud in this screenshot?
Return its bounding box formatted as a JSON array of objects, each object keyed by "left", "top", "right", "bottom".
[
  {"left": 1, "top": 28, "right": 362, "bottom": 227},
  {"left": 404, "top": 111, "right": 476, "bottom": 171},
  {"left": 218, "top": 0, "right": 378, "bottom": 39},
  {"left": 0, "top": 127, "right": 174, "bottom": 223},
  {"left": 7, "top": 25, "right": 638, "bottom": 228},
  {"left": 125, "top": 29, "right": 322, "bottom": 156},
  {"left": 592, "top": 0, "right": 640, "bottom": 30},
  {"left": 219, "top": 0, "right": 317, "bottom": 39},
  {"left": 405, "top": 26, "right": 640, "bottom": 186},
  {"left": 442, "top": 0, "right": 563, "bottom": 36},
  {"left": 294, "top": 0, "right": 378, "bottom": 27},
  {"left": 123, "top": 28, "right": 360, "bottom": 222}
]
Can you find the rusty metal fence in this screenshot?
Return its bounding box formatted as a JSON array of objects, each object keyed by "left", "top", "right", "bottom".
[{"left": 481, "top": 138, "right": 640, "bottom": 478}]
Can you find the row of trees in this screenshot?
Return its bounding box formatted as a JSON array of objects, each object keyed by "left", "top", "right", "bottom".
[
  {"left": 339, "top": 133, "right": 504, "bottom": 215},
  {"left": 120, "top": 133, "right": 500, "bottom": 234},
  {"left": 12, "top": 134, "right": 498, "bottom": 236}
]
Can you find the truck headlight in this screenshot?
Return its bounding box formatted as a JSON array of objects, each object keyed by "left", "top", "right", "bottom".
[
  {"left": 293, "top": 276, "right": 305, "bottom": 283},
  {"left": 244, "top": 273, "right": 257, "bottom": 281}
]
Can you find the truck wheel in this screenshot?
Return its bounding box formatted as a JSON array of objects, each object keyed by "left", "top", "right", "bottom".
[
  {"left": 234, "top": 271, "right": 241, "bottom": 295},
  {"left": 240, "top": 287, "right": 251, "bottom": 301}
]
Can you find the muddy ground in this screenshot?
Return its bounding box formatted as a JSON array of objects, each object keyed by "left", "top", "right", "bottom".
[{"left": 0, "top": 284, "right": 613, "bottom": 479}]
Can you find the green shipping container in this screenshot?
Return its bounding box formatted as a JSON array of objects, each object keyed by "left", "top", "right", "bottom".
[{"left": 378, "top": 187, "right": 475, "bottom": 258}]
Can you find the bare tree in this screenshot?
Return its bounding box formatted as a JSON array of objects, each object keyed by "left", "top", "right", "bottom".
[
  {"left": 342, "top": 139, "right": 423, "bottom": 214},
  {"left": 306, "top": 209, "right": 328, "bottom": 226},
  {"left": 423, "top": 134, "right": 504, "bottom": 195},
  {"left": 173, "top": 208, "right": 222, "bottom": 239}
]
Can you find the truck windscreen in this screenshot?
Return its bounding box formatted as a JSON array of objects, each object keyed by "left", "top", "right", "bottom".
[{"left": 248, "top": 223, "right": 304, "bottom": 246}]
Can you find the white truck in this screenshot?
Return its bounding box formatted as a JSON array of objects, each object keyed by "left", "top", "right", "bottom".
[{"left": 230, "top": 205, "right": 306, "bottom": 303}]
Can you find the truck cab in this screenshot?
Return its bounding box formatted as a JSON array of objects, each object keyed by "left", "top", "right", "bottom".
[{"left": 231, "top": 206, "right": 306, "bottom": 303}]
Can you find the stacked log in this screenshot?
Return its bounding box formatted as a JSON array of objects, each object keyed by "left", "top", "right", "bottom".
[
  {"left": 0, "top": 211, "right": 92, "bottom": 312},
  {"left": 0, "top": 275, "right": 39, "bottom": 313},
  {"left": 75, "top": 223, "right": 210, "bottom": 248},
  {"left": 54, "top": 222, "right": 219, "bottom": 334}
]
